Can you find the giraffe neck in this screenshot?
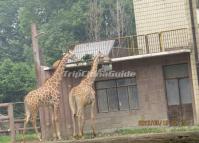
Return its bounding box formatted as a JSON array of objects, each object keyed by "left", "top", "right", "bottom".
[
  {"left": 83, "top": 55, "right": 100, "bottom": 85},
  {"left": 46, "top": 53, "right": 70, "bottom": 86}
]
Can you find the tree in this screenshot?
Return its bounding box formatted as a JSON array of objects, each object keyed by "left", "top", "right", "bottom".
[
  {"left": 0, "top": 0, "right": 137, "bottom": 103},
  {"left": 99, "top": 0, "right": 136, "bottom": 38},
  {"left": 19, "top": 0, "right": 90, "bottom": 65},
  {"left": 18, "top": 0, "right": 136, "bottom": 65},
  {"left": 0, "top": 59, "right": 36, "bottom": 103},
  {"left": 0, "top": 0, "right": 31, "bottom": 62}
]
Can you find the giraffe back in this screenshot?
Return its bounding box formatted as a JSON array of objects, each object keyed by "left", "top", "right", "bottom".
[{"left": 24, "top": 85, "right": 60, "bottom": 109}]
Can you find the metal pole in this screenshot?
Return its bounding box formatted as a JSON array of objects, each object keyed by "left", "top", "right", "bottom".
[
  {"left": 188, "top": 0, "right": 199, "bottom": 124},
  {"left": 189, "top": 0, "right": 199, "bottom": 62}
]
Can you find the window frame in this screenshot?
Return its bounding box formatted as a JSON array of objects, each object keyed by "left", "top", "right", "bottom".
[
  {"left": 197, "top": 0, "right": 199, "bottom": 9},
  {"left": 95, "top": 77, "right": 139, "bottom": 113}
]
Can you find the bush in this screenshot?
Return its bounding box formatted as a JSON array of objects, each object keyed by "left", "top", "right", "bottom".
[{"left": 0, "top": 59, "right": 36, "bottom": 103}]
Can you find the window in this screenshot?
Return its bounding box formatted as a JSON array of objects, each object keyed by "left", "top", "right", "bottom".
[
  {"left": 96, "top": 78, "right": 139, "bottom": 113},
  {"left": 164, "top": 64, "right": 192, "bottom": 106}
]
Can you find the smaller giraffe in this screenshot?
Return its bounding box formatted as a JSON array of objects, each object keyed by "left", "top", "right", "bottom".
[
  {"left": 23, "top": 50, "right": 78, "bottom": 142},
  {"left": 69, "top": 52, "right": 104, "bottom": 138}
]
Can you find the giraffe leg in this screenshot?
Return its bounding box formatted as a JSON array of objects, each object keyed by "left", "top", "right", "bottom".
[
  {"left": 31, "top": 113, "right": 41, "bottom": 141},
  {"left": 71, "top": 114, "right": 77, "bottom": 138},
  {"left": 91, "top": 101, "right": 96, "bottom": 137},
  {"left": 79, "top": 107, "right": 85, "bottom": 137},
  {"left": 77, "top": 105, "right": 84, "bottom": 138},
  {"left": 49, "top": 106, "right": 57, "bottom": 140},
  {"left": 23, "top": 110, "right": 31, "bottom": 143},
  {"left": 54, "top": 105, "right": 62, "bottom": 140},
  {"left": 69, "top": 95, "right": 77, "bottom": 138}
]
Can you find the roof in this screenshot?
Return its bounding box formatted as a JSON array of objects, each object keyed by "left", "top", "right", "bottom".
[
  {"left": 65, "top": 48, "right": 191, "bottom": 68},
  {"left": 43, "top": 48, "right": 191, "bottom": 71},
  {"left": 68, "top": 40, "right": 115, "bottom": 63}
]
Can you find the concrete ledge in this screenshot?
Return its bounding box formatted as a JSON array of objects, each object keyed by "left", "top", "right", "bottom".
[
  {"left": 47, "top": 131, "right": 199, "bottom": 143},
  {"left": 112, "top": 49, "right": 191, "bottom": 63}
]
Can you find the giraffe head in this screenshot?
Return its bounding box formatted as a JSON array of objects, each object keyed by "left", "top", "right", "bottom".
[
  {"left": 94, "top": 51, "right": 105, "bottom": 63},
  {"left": 67, "top": 49, "right": 79, "bottom": 61},
  {"left": 51, "top": 49, "right": 78, "bottom": 70},
  {"left": 61, "top": 49, "right": 78, "bottom": 64}
]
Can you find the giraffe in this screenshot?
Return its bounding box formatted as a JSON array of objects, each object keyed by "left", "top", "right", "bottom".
[
  {"left": 52, "top": 59, "right": 61, "bottom": 70},
  {"left": 69, "top": 52, "right": 104, "bottom": 138},
  {"left": 23, "top": 50, "right": 78, "bottom": 141},
  {"left": 43, "top": 59, "right": 61, "bottom": 83}
]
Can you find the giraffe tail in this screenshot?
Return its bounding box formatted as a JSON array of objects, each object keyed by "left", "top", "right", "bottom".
[{"left": 22, "top": 100, "right": 31, "bottom": 143}]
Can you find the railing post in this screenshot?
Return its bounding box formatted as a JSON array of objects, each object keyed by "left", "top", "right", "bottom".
[
  {"left": 128, "top": 36, "right": 133, "bottom": 56},
  {"left": 145, "top": 35, "right": 149, "bottom": 54},
  {"left": 159, "top": 32, "right": 164, "bottom": 52},
  {"left": 8, "top": 104, "right": 16, "bottom": 143}
]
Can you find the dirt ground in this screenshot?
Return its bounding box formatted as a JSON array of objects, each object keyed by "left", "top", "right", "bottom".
[{"left": 23, "top": 131, "right": 199, "bottom": 143}]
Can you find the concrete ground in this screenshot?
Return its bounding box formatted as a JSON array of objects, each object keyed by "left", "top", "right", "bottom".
[{"left": 36, "top": 131, "right": 199, "bottom": 143}]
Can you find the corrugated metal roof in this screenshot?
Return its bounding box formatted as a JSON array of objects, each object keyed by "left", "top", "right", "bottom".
[{"left": 68, "top": 40, "right": 115, "bottom": 63}]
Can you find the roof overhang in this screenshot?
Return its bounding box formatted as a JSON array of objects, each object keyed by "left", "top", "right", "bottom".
[
  {"left": 112, "top": 48, "right": 191, "bottom": 63},
  {"left": 65, "top": 48, "right": 191, "bottom": 68},
  {"left": 43, "top": 48, "right": 191, "bottom": 71}
]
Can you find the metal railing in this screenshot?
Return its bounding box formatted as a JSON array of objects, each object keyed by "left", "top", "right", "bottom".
[
  {"left": 111, "top": 28, "right": 191, "bottom": 58},
  {"left": 70, "top": 28, "right": 191, "bottom": 60}
]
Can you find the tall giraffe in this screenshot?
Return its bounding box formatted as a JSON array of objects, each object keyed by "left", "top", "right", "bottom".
[
  {"left": 23, "top": 50, "right": 77, "bottom": 141},
  {"left": 69, "top": 52, "right": 104, "bottom": 138}
]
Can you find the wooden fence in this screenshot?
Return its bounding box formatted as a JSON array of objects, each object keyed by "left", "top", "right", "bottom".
[
  {"left": 0, "top": 103, "right": 15, "bottom": 143},
  {"left": 0, "top": 102, "right": 40, "bottom": 143}
]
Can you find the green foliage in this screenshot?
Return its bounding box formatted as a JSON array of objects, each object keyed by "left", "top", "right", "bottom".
[
  {"left": 115, "top": 127, "right": 163, "bottom": 135},
  {"left": 0, "top": 133, "right": 38, "bottom": 143},
  {"left": 0, "top": 0, "right": 136, "bottom": 103},
  {"left": 17, "top": 133, "right": 38, "bottom": 142},
  {"left": 0, "top": 59, "right": 36, "bottom": 103},
  {"left": 100, "top": 0, "right": 136, "bottom": 38},
  {"left": 0, "top": 136, "right": 10, "bottom": 143},
  {"left": 81, "top": 54, "right": 93, "bottom": 63},
  {"left": 0, "top": 0, "right": 31, "bottom": 62},
  {"left": 18, "top": 0, "right": 136, "bottom": 65}
]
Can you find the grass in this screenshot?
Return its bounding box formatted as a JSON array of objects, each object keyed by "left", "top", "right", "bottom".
[
  {"left": 16, "top": 134, "right": 38, "bottom": 142},
  {"left": 115, "top": 127, "right": 164, "bottom": 135},
  {"left": 81, "top": 126, "right": 199, "bottom": 139},
  {"left": 0, "top": 133, "right": 37, "bottom": 143},
  {"left": 0, "top": 135, "right": 11, "bottom": 143},
  {"left": 114, "top": 126, "right": 199, "bottom": 136},
  {"left": 1, "top": 126, "right": 199, "bottom": 142}
]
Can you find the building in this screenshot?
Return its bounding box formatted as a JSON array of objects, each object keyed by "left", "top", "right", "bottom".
[{"left": 38, "top": 0, "right": 199, "bottom": 139}]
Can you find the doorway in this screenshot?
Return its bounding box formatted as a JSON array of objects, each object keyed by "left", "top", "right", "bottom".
[{"left": 164, "top": 64, "right": 193, "bottom": 126}]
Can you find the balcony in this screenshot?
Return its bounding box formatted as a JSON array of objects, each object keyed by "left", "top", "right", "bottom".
[{"left": 67, "top": 28, "right": 192, "bottom": 66}]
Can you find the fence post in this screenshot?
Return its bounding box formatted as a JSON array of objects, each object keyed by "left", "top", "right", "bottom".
[
  {"left": 145, "top": 35, "right": 149, "bottom": 54},
  {"left": 8, "top": 104, "right": 16, "bottom": 143},
  {"left": 159, "top": 32, "right": 164, "bottom": 52}
]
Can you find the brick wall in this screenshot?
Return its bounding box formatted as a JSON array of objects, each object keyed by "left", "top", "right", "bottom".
[
  {"left": 39, "top": 53, "right": 191, "bottom": 138},
  {"left": 66, "top": 53, "right": 191, "bottom": 132},
  {"left": 133, "top": 0, "right": 189, "bottom": 35},
  {"left": 133, "top": 0, "right": 191, "bottom": 54}
]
